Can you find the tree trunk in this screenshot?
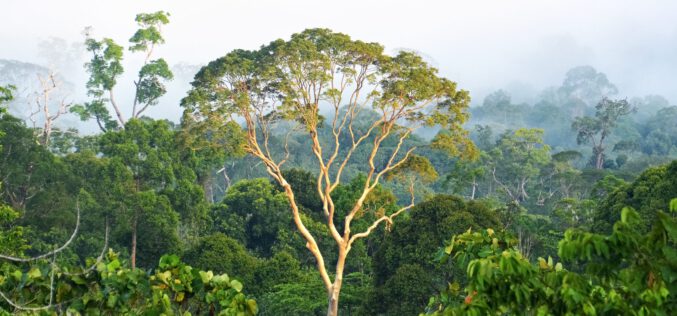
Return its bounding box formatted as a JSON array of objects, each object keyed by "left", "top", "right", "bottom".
[
  {"left": 327, "top": 246, "right": 347, "bottom": 316},
  {"left": 131, "top": 215, "right": 137, "bottom": 269},
  {"left": 202, "top": 174, "right": 214, "bottom": 204},
  {"left": 327, "top": 285, "right": 341, "bottom": 316},
  {"left": 595, "top": 148, "right": 604, "bottom": 169},
  {"left": 470, "top": 177, "right": 477, "bottom": 200}
]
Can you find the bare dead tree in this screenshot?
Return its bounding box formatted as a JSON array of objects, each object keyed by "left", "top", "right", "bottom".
[{"left": 27, "top": 71, "right": 72, "bottom": 146}]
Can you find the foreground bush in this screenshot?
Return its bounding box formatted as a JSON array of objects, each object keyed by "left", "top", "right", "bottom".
[
  {"left": 0, "top": 252, "right": 257, "bottom": 315},
  {"left": 425, "top": 199, "right": 677, "bottom": 315}
]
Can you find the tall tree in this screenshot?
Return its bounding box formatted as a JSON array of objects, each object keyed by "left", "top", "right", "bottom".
[
  {"left": 182, "top": 29, "right": 477, "bottom": 315},
  {"left": 71, "top": 11, "right": 173, "bottom": 131},
  {"left": 572, "top": 98, "right": 634, "bottom": 169},
  {"left": 99, "top": 119, "right": 201, "bottom": 268}
]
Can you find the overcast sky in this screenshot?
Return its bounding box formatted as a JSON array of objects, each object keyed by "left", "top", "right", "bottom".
[{"left": 2, "top": 0, "right": 677, "bottom": 123}]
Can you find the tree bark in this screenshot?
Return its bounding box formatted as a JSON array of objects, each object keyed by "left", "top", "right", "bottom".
[
  {"left": 327, "top": 246, "right": 347, "bottom": 316},
  {"left": 327, "top": 285, "right": 341, "bottom": 316},
  {"left": 109, "top": 89, "right": 126, "bottom": 127},
  {"left": 470, "top": 177, "right": 477, "bottom": 200},
  {"left": 595, "top": 146, "right": 604, "bottom": 169},
  {"left": 201, "top": 174, "right": 214, "bottom": 204},
  {"left": 131, "top": 214, "right": 137, "bottom": 269}
]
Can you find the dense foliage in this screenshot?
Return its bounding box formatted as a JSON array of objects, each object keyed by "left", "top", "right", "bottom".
[
  {"left": 0, "top": 251, "right": 257, "bottom": 315},
  {"left": 1, "top": 13, "right": 676, "bottom": 316},
  {"left": 425, "top": 199, "right": 676, "bottom": 315}
]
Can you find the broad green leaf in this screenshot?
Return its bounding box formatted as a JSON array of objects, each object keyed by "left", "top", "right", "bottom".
[
  {"left": 231, "top": 279, "right": 243, "bottom": 292},
  {"left": 27, "top": 267, "right": 41, "bottom": 279},
  {"left": 199, "top": 270, "right": 214, "bottom": 284}
]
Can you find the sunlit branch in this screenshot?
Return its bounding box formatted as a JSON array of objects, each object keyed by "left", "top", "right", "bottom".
[{"left": 348, "top": 181, "right": 415, "bottom": 247}]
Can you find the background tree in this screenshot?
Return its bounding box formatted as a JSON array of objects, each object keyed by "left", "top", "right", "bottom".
[
  {"left": 182, "top": 28, "right": 476, "bottom": 315},
  {"left": 572, "top": 98, "right": 634, "bottom": 169},
  {"left": 641, "top": 106, "right": 677, "bottom": 156},
  {"left": 71, "top": 11, "right": 173, "bottom": 131},
  {"left": 488, "top": 128, "right": 551, "bottom": 204},
  {"left": 594, "top": 160, "right": 677, "bottom": 233},
  {"left": 557, "top": 65, "right": 618, "bottom": 109},
  {"left": 184, "top": 232, "right": 260, "bottom": 287},
  {"left": 213, "top": 178, "right": 291, "bottom": 257},
  {"left": 26, "top": 71, "right": 73, "bottom": 146},
  {"left": 366, "top": 195, "right": 500, "bottom": 314},
  {"left": 99, "top": 119, "right": 205, "bottom": 268}
]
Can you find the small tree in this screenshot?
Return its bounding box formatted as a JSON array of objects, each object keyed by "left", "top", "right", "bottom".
[
  {"left": 72, "top": 11, "right": 173, "bottom": 131},
  {"left": 572, "top": 98, "right": 634, "bottom": 169},
  {"left": 182, "top": 29, "right": 476, "bottom": 315}
]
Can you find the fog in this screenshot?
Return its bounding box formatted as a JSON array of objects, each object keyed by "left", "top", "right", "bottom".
[{"left": 2, "top": 0, "right": 677, "bottom": 130}]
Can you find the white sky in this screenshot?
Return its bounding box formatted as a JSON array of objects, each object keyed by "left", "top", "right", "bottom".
[{"left": 2, "top": 0, "right": 677, "bottom": 123}]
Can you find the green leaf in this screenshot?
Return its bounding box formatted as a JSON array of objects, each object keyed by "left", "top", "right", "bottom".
[
  {"left": 27, "top": 267, "right": 41, "bottom": 279},
  {"left": 230, "top": 279, "right": 243, "bottom": 292},
  {"left": 445, "top": 236, "right": 456, "bottom": 254},
  {"left": 658, "top": 212, "right": 677, "bottom": 239},
  {"left": 159, "top": 254, "right": 180, "bottom": 269},
  {"left": 247, "top": 299, "right": 258, "bottom": 314},
  {"left": 106, "top": 259, "right": 121, "bottom": 271},
  {"left": 106, "top": 294, "right": 118, "bottom": 308},
  {"left": 212, "top": 274, "right": 230, "bottom": 286},
  {"left": 199, "top": 270, "right": 214, "bottom": 284},
  {"left": 621, "top": 207, "right": 630, "bottom": 223},
  {"left": 157, "top": 271, "right": 172, "bottom": 284}
]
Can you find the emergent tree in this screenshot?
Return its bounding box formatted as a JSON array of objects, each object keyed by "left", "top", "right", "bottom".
[
  {"left": 572, "top": 98, "right": 634, "bottom": 169},
  {"left": 72, "top": 11, "right": 173, "bottom": 131},
  {"left": 182, "top": 29, "right": 476, "bottom": 316}
]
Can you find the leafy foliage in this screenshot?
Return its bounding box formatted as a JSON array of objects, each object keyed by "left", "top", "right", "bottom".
[
  {"left": 368, "top": 195, "right": 501, "bottom": 314},
  {"left": 594, "top": 160, "right": 677, "bottom": 233},
  {"left": 0, "top": 251, "right": 257, "bottom": 315},
  {"left": 425, "top": 200, "right": 677, "bottom": 315},
  {"left": 72, "top": 11, "right": 174, "bottom": 130}
]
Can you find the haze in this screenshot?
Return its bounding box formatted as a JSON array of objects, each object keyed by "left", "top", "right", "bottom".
[{"left": 2, "top": 0, "right": 677, "bottom": 123}]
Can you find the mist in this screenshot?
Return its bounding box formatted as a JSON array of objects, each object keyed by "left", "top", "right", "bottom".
[{"left": 2, "top": 0, "right": 677, "bottom": 131}]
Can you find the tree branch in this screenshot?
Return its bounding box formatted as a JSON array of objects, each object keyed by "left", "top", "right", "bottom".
[
  {"left": 0, "top": 203, "right": 80, "bottom": 262},
  {"left": 348, "top": 181, "right": 415, "bottom": 247}
]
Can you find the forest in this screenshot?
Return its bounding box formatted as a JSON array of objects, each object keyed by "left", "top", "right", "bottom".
[{"left": 0, "top": 9, "right": 676, "bottom": 316}]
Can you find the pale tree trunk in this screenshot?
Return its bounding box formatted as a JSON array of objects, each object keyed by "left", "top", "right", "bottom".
[
  {"left": 595, "top": 147, "right": 604, "bottom": 169},
  {"left": 327, "top": 247, "right": 347, "bottom": 316},
  {"left": 131, "top": 213, "right": 137, "bottom": 269},
  {"left": 594, "top": 133, "right": 606, "bottom": 169},
  {"left": 109, "top": 89, "right": 126, "bottom": 127},
  {"left": 470, "top": 176, "right": 477, "bottom": 200},
  {"left": 202, "top": 174, "right": 215, "bottom": 204},
  {"left": 233, "top": 55, "right": 422, "bottom": 316}
]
